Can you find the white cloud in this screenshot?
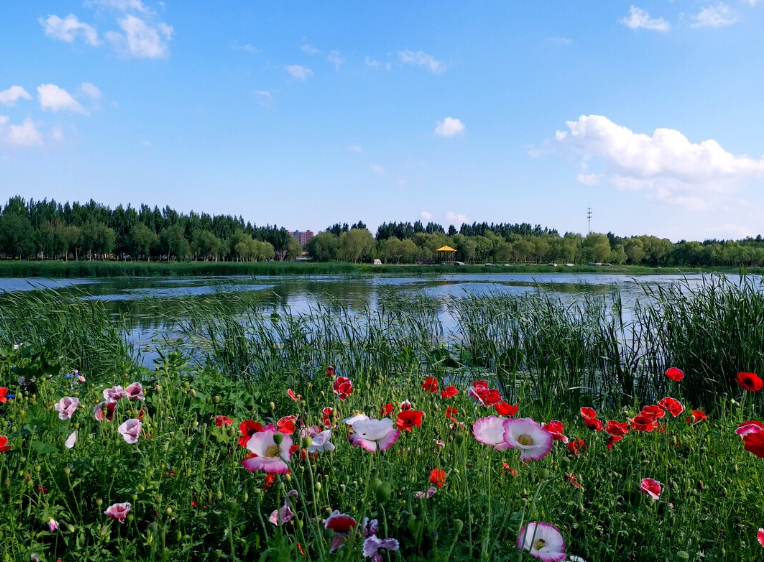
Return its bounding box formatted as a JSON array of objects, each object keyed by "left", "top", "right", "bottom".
[
  {"left": 40, "top": 14, "right": 99, "bottom": 45},
  {"left": 0, "top": 86, "right": 32, "bottom": 106},
  {"left": 691, "top": 3, "right": 738, "bottom": 27},
  {"left": 369, "top": 163, "right": 385, "bottom": 175},
  {"left": 232, "top": 42, "right": 260, "bottom": 53},
  {"left": 300, "top": 43, "right": 320, "bottom": 55},
  {"left": 348, "top": 145, "right": 362, "bottom": 153},
  {"left": 397, "top": 177, "right": 407, "bottom": 187},
  {"left": 420, "top": 211, "right": 433, "bottom": 221},
  {"left": 0, "top": 115, "right": 7, "bottom": 125},
  {"left": 286, "top": 65, "right": 313, "bottom": 80},
  {"left": 434, "top": 117, "right": 466, "bottom": 137},
  {"left": 51, "top": 126, "right": 64, "bottom": 141},
  {"left": 399, "top": 49, "right": 446, "bottom": 74},
  {"left": 555, "top": 114, "right": 764, "bottom": 209},
  {"left": 365, "top": 56, "right": 391, "bottom": 70},
  {"left": 546, "top": 37, "right": 573, "bottom": 45},
  {"left": 37, "top": 84, "right": 87, "bottom": 114},
  {"left": 327, "top": 50, "right": 345, "bottom": 70},
  {"left": 7, "top": 118, "right": 43, "bottom": 147},
  {"left": 253, "top": 90, "right": 272, "bottom": 106},
  {"left": 106, "top": 14, "right": 173, "bottom": 58},
  {"left": 577, "top": 173, "right": 603, "bottom": 186},
  {"left": 620, "top": 6, "right": 670, "bottom": 31},
  {"left": 743, "top": 0, "right": 760, "bottom": 5},
  {"left": 446, "top": 211, "right": 469, "bottom": 225},
  {"left": 81, "top": 82, "right": 102, "bottom": 100}
]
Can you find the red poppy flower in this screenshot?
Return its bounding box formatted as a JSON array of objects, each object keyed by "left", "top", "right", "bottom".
[
  {"left": 326, "top": 366, "right": 335, "bottom": 377},
  {"left": 468, "top": 381, "right": 502, "bottom": 406},
  {"left": 0, "top": 387, "right": 7, "bottom": 404},
  {"left": 665, "top": 367, "right": 684, "bottom": 382},
  {"left": 564, "top": 472, "right": 581, "bottom": 488},
  {"left": 567, "top": 438, "right": 585, "bottom": 456},
  {"left": 605, "top": 420, "right": 629, "bottom": 437},
  {"left": 430, "top": 468, "right": 447, "bottom": 488},
  {"left": 737, "top": 372, "right": 764, "bottom": 392},
  {"left": 686, "top": 410, "right": 707, "bottom": 425},
  {"left": 758, "top": 528, "right": 764, "bottom": 548},
  {"left": 440, "top": 386, "right": 458, "bottom": 399},
  {"left": 380, "top": 403, "right": 393, "bottom": 417},
  {"left": 287, "top": 389, "right": 301, "bottom": 401},
  {"left": 606, "top": 435, "right": 623, "bottom": 449},
  {"left": 445, "top": 407, "right": 458, "bottom": 422},
  {"left": 0, "top": 435, "right": 11, "bottom": 453},
  {"left": 640, "top": 478, "right": 662, "bottom": 500},
  {"left": 743, "top": 431, "right": 764, "bottom": 458},
  {"left": 658, "top": 397, "right": 684, "bottom": 417},
  {"left": 396, "top": 410, "right": 423, "bottom": 432},
  {"left": 322, "top": 407, "right": 334, "bottom": 427},
  {"left": 541, "top": 420, "right": 568, "bottom": 442},
  {"left": 495, "top": 402, "right": 519, "bottom": 417},
  {"left": 422, "top": 377, "right": 439, "bottom": 393},
  {"left": 138, "top": 407, "right": 146, "bottom": 421},
  {"left": 502, "top": 462, "right": 519, "bottom": 477},
  {"left": 238, "top": 420, "right": 263, "bottom": 447},
  {"left": 579, "top": 407, "right": 597, "bottom": 420},
  {"left": 630, "top": 414, "right": 657, "bottom": 432},
  {"left": 325, "top": 511, "right": 357, "bottom": 534},
  {"left": 277, "top": 415, "right": 297, "bottom": 435},
  {"left": 215, "top": 415, "right": 233, "bottom": 427},
  {"left": 640, "top": 405, "right": 665, "bottom": 420},
  {"left": 333, "top": 376, "right": 353, "bottom": 400},
  {"left": 583, "top": 418, "right": 603, "bottom": 431},
  {"left": 399, "top": 400, "right": 412, "bottom": 411}
]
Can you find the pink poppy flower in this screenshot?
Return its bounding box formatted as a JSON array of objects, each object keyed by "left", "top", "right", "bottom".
[
  {"left": 94, "top": 400, "right": 117, "bottom": 422},
  {"left": 268, "top": 490, "right": 298, "bottom": 526},
  {"left": 242, "top": 424, "right": 293, "bottom": 474},
  {"left": 54, "top": 397, "right": 80, "bottom": 420},
  {"left": 736, "top": 420, "right": 764, "bottom": 437},
  {"left": 118, "top": 419, "right": 142, "bottom": 444},
  {"left": 473, "top": 416, "right": 512, "bottom": 450},
  {"left": 414, "top": 487, "right": 437, "bottom": 499},
  {"left": 503, "top": 418, "right": 554, "bottom": 461},
  {"left": 125, "top": 382, "right": 144, "bottom": 401},
  {"left": 308, "top": 430, "right": 335, "bottom": 453},
  {"left": 758, "top": 528, "right": 764, "bottom": 548},
  {"left": 48, "top": 518, "right": 59, "bottom": 532},
  {"left": 65, "top": 431, "right": 77, "bottom": 449},
  {"left": 325, "top": 510, "right": 357, "bottom": 553},
  {"left": 104, "top": 502, "right": 131, "bottom": 523},
  {"left": 363, "top": 534, "right": 400, "bottom": 562},
  {"left": 517, "top": 521, "right": 567, "bottom": 561},
  {"left": 640, "top": 478, "right": 662, "bottom": 500},
  {"left": 348, "top": 418, "right": 401, "bottom": 453},
  {"left": 103, "top": 385, "right": 125, "bottom": 401}
]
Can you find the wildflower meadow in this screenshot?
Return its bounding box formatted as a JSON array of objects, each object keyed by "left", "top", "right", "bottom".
[{"left": 2, "top": 276, "right": 764, "bottom": 561}]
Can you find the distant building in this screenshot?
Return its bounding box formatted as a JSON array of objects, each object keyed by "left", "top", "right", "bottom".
[{"left": 290, "top": 230, "right": 315, "bottom": 246}]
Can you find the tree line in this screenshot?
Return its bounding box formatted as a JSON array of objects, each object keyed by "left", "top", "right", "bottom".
[{"left": 2, "top": 196, "right": 764, "bottom": 267}]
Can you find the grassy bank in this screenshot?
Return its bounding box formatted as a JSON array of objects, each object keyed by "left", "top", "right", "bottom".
[{"left": 0, "top": 259, "right": 748, "bottom": 278}]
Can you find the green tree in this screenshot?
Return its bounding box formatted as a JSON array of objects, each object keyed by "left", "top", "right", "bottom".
[
  {"left": 338, "top": 228, "right": 375, "bottom": 263},
  {"left": 306, "top": 232, "right": 340, "bottom": 262},
  {"left": 130, "top": 223, "right": 159, "bottom": 261}
]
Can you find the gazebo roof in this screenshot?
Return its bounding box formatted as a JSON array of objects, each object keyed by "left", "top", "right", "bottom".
[{"left": 435, "top": 245, "right": 457, "bottom": 252}]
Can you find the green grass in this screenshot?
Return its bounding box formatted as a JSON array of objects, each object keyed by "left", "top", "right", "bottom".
[
  {"left": 2, "top": 275, "right": 764, "bottom": 560},
  {"left": 0, "top": 259, "right": 746, "bottom": 278}
]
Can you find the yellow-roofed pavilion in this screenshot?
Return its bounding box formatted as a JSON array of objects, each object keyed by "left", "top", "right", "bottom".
[{"left": 435, "top": 245, "right": 457, "bottom": 262}]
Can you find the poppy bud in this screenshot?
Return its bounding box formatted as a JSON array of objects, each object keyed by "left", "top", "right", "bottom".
[
  {"left": 3, "top": 478, "right": 9, "bottom": 487},
  {"left": 67, "top": 525, "right": 75, "bottom": 533},
  {"left": 375, "top": 481, "right": 392, "bottom": 503},
  {"left": 273, "top": 433, "right": 284, "bottom": 445},
  {"left": 270, "top": 402, "right": 276, "bottom": 411},
  {"left": 453, "top": 519, "right": 464, "bottom": 533},
  {"left": 315, "top": 482, "right": 321, "bottom": 492},
  {"left": 132, "top": 494, "right": 138, "bottom": 501},
  {"left": 96, "top": 498, "right": 103, "bottom": 506},
  {"left": 286, "top": 473, "right": 291, "bottom": 482},
  {"left": 538, "top": 468, "right": 551, "bottom": 479},
  {"left": 155, "top": 384, "right": 162, "bottom": 393},
  {"left": 138, "top": 485, "right": 145, "bottom": 492},
  {"left": 166, "top": 507, "right": 172, "bottom": 515},
  {"left": 190, "top": 389, "right": 196, "bottom": 398},
  {"left": 176, "top": 531, "right": 182, "bottom": 541},
  {"left": 454, "top": 433, "right": 464, "bottom": 445},
  {"left": 302, "top": 436, "right": 312, "bottom": 448},
  {"left": 407, "top": 514, "right": 417, "bottom": 532},
  {"left": 216, "top": 490, "right": 223, "bottom": 500},
  {"left": 676, "top": 552, "right": 689, "bottom": 561},
  {"left": 213, "top": 396, "right": 220, "bottom": 404}
]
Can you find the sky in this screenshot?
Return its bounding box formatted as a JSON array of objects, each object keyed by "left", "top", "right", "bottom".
[{"left": 2, "top": 1, "right": 764, "bottom": 241}]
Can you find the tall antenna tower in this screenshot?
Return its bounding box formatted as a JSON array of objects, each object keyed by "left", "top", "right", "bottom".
[{"left": 587, "top": 206, "right": 592, "bottom": 234}]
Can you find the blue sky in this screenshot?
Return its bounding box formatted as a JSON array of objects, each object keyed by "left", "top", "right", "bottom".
[{"left": 2, "top": 1, "right": 764, "bottom": 241}]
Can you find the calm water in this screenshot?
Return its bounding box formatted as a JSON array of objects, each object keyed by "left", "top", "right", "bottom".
[{"left": 0, "top": 272, "right": 738, "bottom": 364}]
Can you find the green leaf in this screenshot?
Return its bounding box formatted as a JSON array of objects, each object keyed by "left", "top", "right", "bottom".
[{"left": 31, "top": 440, "right": 58, "bottom": 455}]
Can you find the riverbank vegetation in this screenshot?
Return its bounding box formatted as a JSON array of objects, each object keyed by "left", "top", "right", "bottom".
[
  {"left": 4, "top": 196, "right": 764, "bottom": 269},
  {"left": 1, "top": 276, "right": 764, "bottom": 560}
]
